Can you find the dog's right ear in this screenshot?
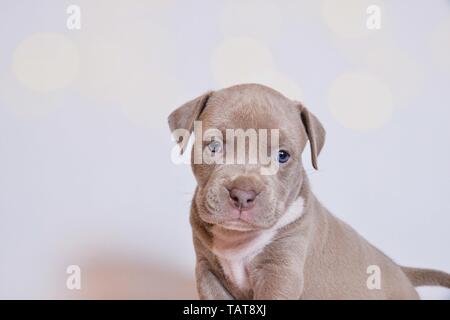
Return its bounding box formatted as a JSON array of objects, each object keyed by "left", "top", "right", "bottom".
[{"left": 168, "top": 91, "right": 213, "bottom": 154}]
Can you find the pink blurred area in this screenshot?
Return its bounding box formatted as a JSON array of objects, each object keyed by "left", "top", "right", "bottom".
[{"left": 59, "top": 253, "right": 197, "bottom": 300}]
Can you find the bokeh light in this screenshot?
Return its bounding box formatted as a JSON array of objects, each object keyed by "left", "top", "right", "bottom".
[
  {"left": 12, "top": 33, "right": 80, "bottom": 94},
  {"left": 322, "top": 0, "right": 385, "bottom": 39},
  {"left": 364, "top": 47, "right": 423, "bottom": 107},
  {"left": 71, "top": 1, "right": 181, "bottom": 127},
  {"left": 211, "top": 36, "right": 302, "bottom": 100},
  {"left": 328, "top": 72, "right": 393, "bottom": 130},
  {"left": 219, "top": 0, "right": 283, "bottom": 43}
]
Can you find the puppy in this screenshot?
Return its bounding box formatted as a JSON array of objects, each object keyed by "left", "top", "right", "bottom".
[{"left": 168, "top": 83, "right": 450, "bottom": 299}]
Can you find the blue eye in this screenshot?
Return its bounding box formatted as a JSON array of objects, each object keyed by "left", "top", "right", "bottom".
[
  {"left": 277, "top": 150, "right": 290, "bottom": 163},
  {"left": 208, "top": 140, "right": 223, "bottom": 153}
]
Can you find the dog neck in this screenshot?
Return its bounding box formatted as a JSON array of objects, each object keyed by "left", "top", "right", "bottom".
[{"left": 210, "top": 195, "right": 306, "bottom": 291}]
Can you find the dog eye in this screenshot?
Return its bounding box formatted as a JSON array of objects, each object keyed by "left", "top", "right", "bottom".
[
  {"left": 277, "top": 150, "right": 290, "bottom": 163},
  {"left": 207, "top": 140, "right": 223, "bottom": 153}
]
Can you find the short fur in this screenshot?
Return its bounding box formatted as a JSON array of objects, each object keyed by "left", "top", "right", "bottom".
[{"left": 168, "top": 83, "right": 450, "bottom": 299}]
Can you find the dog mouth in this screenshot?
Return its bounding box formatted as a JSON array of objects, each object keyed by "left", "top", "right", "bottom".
[
  {"left": 202, "top": 188, "right": 276, "bottom": 231},
  {"left": 201, "top": 204, "right": 262, "bottom": 231},
  {"left": 220, "top": 219, "right": 258, "bottom": 231},
  {"left": 218, "top": 207, "right": 274, "bottom": 231}
]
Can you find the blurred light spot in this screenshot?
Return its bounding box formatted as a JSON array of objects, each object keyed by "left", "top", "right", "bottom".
[
  {"left": 72, "top": 5, "right": 181, "bottom": 127},
  {"left": 322, "top": 0, "right": 385, "bottom": 39},
  {"left": 429, "top": 17, "right": 450, "bottom": 73},
  {"left": 12, "top": 33, "right": 80, "bottom": 93},
  {"left": 211, "top": 37, "right": 274, "bottom": 86},
  {"left": 328, "top": 72, "right": 393, "bottom": 130},
  {"left": 220, "top": 0, "right": 283, "bottom": 43},
  {"left": 365, "top": 47, "right": 423, "bottom": 107},
  {"left": 277, "top": 0, "right": 320, "bottom": 23},
  {"left": 211, "top": 37, "right": 303, "bottom": 99}
]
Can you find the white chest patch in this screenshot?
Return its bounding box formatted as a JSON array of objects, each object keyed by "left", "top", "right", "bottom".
[{"left": 212, "top": 197, "right": 305, "bottom": 290}]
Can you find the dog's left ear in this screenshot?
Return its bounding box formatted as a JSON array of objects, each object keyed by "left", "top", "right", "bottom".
[
  {"left": 297, "top": 103, "right": 326, "bottom": 170},
  {"left": 168, "top": 91, "right": 213, "bottom": 154}
]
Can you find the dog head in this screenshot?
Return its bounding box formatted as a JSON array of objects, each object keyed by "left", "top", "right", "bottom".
[{"left": 168, "top": 84, "right": 325, "bottom": 231}]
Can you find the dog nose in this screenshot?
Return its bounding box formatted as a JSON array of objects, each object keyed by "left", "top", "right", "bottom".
[{"left": 229, "top": 188, "right": 257, "bottom": 210}]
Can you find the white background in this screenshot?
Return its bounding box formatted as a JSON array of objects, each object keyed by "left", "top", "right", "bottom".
[{"left": 0, "top": 0, "right": 449, "bottom": 299}]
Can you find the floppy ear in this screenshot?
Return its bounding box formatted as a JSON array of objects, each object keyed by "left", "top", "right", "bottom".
[
  {"left": 298, "top": 103, "right": 326, "bottom": 170},
  {"left": 168, "top": 91, "right": 213, "bottom": 154}
]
